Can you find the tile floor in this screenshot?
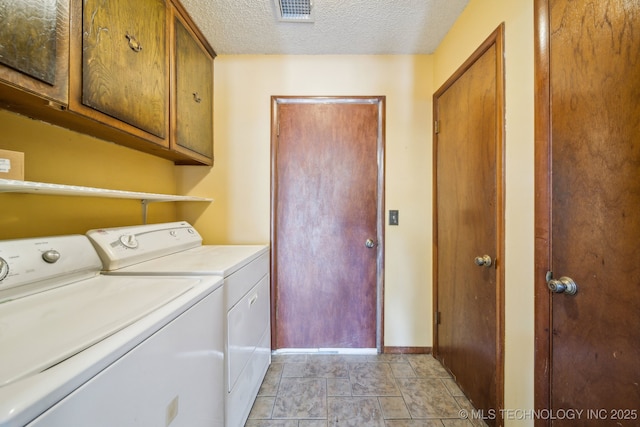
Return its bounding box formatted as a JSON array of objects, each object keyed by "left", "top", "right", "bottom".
[{"left": 245, "top": 353, "right": 488, "bottom": 427}]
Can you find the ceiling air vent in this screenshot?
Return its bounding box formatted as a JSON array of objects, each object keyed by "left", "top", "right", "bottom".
[{"left": 274, "top": 0, "right": 314, "bottom": 22}]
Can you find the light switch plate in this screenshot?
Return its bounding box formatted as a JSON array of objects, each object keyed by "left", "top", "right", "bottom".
[{"left": 389, "top": 210, "right": 399, "bottom": 226}]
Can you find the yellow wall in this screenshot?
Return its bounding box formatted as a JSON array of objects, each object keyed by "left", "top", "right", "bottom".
[
  {"left": 0, "top": 109, "right": 180, "bottom": 239},
  {"left": 177, "top": 55, "right": 435, "bottom": 348},
  {"left": 433, "top": 0, "right": 535, "bottom": 423}
]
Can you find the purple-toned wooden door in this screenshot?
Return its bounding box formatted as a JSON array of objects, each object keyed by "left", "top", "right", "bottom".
[
  {"left": 536, "top": 1, "right": 640, "bottom": 425},
  {"left": 271, "top": 97, "right": 384, "bottom": 350}
]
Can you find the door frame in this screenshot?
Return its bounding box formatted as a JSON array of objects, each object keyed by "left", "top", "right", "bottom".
[
  {"left": 270, "top": 96, "right": 386, "bottom": 351},
  {"left": 432, "top": 24, "right": 506, "bottom": 419},
  {"left": 533, "top": 0, "right": 553, "bottom": 422}
]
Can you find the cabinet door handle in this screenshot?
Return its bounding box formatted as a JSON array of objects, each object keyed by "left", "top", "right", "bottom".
[
  {"left": 192, "top": 92, "right": 202, "bottom": 103},
  {"left": 125, "top": 33, "right": 143, "bottom": 52}
]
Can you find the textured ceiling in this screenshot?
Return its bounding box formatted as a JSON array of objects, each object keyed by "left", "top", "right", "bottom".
[{"left": 179, "top": 0, "right": 470, "bottom": 55}]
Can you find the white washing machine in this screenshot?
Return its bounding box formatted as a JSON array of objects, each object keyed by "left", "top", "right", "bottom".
[
  {"left": 0, "top": 234, "right": 224, "bottom": 427},
  {"left": 86, "top": 221, "right": 271, "bottom": 427}
]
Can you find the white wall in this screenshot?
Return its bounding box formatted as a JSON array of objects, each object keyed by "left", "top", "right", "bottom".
[{"left": 178, "top": 55, "right": 435, "bottom": 348}]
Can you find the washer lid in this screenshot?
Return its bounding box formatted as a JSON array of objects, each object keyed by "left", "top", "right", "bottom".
[
  {"left": 0, "top": 274, "right": 201, "bottom": 387},
  {"left": 106, "top": 245, "right": 269, "bottom": 277}
]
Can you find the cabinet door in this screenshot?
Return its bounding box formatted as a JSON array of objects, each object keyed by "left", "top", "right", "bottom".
[
  {"left": 173, "top": 14, "right": 213, "bottom": 164},
  {"left": 0, "top": 0, "right": 69, "bottom": 104},
  {"left": 81, "top": 0, "right": 168, "bottom": 139}
]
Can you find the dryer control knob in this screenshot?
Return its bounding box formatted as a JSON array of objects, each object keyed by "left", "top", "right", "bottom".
[
  {"left": 120, "top": 234, "right": 139, "bottom": 249},
  {"left": 42, "top": 250, "right": 61, "bottom": 263},
  {"left": 0, "top": 257, "right": 8, "bottom": 282}
]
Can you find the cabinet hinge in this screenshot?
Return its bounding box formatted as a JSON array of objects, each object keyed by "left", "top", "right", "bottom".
[{"left": 434, "top": 120, "right": 440, "bottom": 134}]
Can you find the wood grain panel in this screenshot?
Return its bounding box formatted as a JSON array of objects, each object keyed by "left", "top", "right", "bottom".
[
  {"left": 548, "top": 0, "right": 640, "bottom": 423},
  {"left": 173, "top": 13, "right": 213, "bottom": 163},
  {"left": 0, "top": 0, "right": 57, "bottom": 84},
  {"left": 433, "top": 25, "right": 504, "bottom": 426},
  {"left": 533, "top": 0, "right": 553, "bottom": 421},
  {"left": 273, "top": 99, "right": 382, "bottom": 349},
  {"left": 82, "top": 0, "right": 167, "bottom": 138},
  {"left": 0, "top": 0, "right": 68, "bottom": 104}
]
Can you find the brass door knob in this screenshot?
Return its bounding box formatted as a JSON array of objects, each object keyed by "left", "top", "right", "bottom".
[{"left": 474, "top": 255, "right": 492, "bottom": 267}]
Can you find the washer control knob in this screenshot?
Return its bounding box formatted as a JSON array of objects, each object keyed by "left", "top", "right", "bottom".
[
  {"left": 0, "top": 257, "right": 8, "bottom": 282},
  {"left": 42, "top": 250, "right": 61, "bottom": 264},
  {"left": 119, "top": 234, "right": 139, "bottom": 249}
]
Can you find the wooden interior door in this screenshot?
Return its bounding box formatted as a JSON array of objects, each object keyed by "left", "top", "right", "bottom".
[
  {"left": 433, "top": 26, "right": 504, "bottom": 426},
  {"left": 271, "top": 97, "right": 384, "bottom": 350},
  {"left": 535, "top": 1, "right": 640, "bottom": 425}
]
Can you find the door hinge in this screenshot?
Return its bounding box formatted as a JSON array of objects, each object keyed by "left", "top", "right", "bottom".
[
  {"left": 434, "top": 120, "right": 440, "bottom": 134},
  {"left": 277, "top": 120, "right": 280, "bottom": 137},
  {"left": 435, "top": 311, "right": 441, "bottom": 325}
]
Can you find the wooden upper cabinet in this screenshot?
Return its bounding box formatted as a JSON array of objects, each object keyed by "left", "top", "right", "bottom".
[
  {"left": 172, "top": 11, "right": 214, "bottom": 165},
  {"left": 0, "top": 0, "right": 214, "bottom": 165},
  {"left": 0, "top": 0, "right": 69, "bottom": 105},
  {"left": 71, "top": 0, "right": 169, "bottom": 144}
]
